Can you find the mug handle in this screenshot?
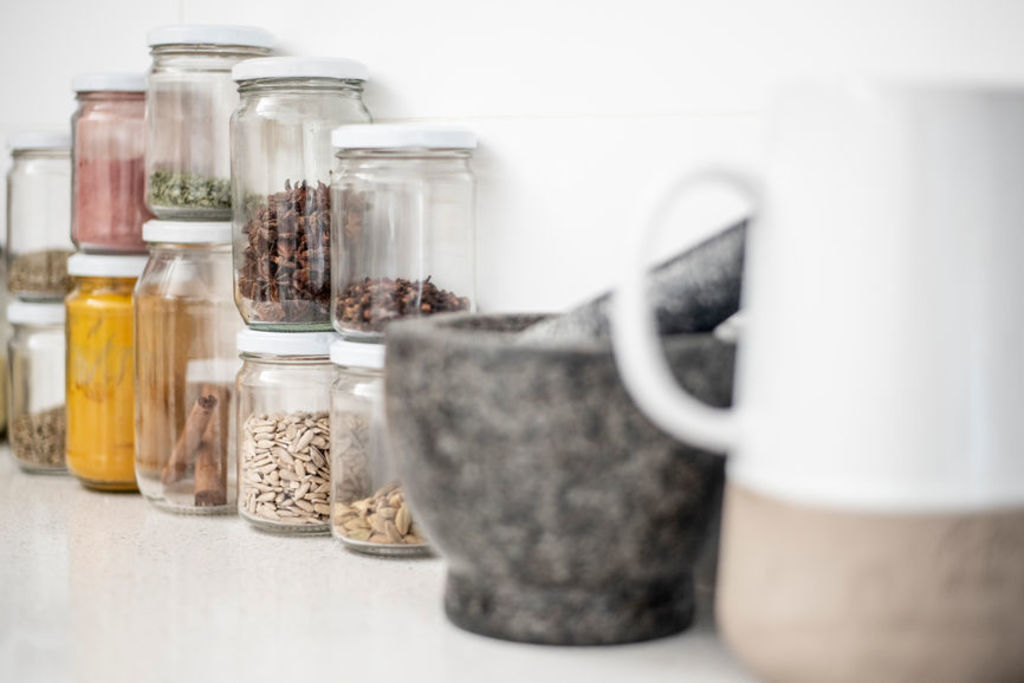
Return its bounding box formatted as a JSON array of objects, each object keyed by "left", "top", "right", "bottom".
[{"left": 611, "top": 168, "right": 759, "bottom": 454}]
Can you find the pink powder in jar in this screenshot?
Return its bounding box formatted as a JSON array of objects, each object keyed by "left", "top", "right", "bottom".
[
  {"left": 74, "top": 156, "right": 153, "bottom": 252},
  {"left": 72, "top": 87, "right": 153, "bottom": 253}
]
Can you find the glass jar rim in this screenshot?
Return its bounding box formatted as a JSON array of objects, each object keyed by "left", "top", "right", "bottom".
[
  {"left": 232, "top": 56, "right": 367, "bottom": 83},
  {"left": 147, "top": 24, "right": 274, "bottom": 50}
]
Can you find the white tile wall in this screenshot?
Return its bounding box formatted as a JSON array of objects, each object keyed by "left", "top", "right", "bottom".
[{"left": 2, "top": 0, "right": 1024, "bottom": 309}]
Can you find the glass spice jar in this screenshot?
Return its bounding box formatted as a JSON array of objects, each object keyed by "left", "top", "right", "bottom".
[
  {"left": 330, "top": 125, "right": 477, "bottom": 341},
  {"left": 236, "top": 330, "right": 334, "bottom": 533},
  {"left": 145, "top": 25, "right": 273, "bottom": 220},
  {"left": 7, "top": 301, "right": 66, "bottom": 473},
  {"left": 72, "top": 73, "right": 153, "bottom": 253},
  {"left": 134, "top": 220, "right": 242, "bottom": 514},
  {"left": 6, "top": 131, "right": 73, "bottom": 301},
  {"left": 231, "top": 57, "right": 371, "bottom": 331},
  {"left": 65, "top": 253, "right": 148, "bottom": 491},
  {"left": 330, "top": 339, "right": 429, "bottom": 556},
  {"left": 0, "top": 280, "right": 11, "bottom": 441}
]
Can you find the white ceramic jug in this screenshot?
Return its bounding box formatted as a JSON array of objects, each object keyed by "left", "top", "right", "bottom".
[{"left": 612, "top": 83, "right": 1024, "bottom": 682}]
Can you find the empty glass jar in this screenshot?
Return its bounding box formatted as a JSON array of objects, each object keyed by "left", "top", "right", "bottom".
[
  {"left": 236, "top": 330, "right": 334, "bottom": 533},
  {"left": 7, "top": 301, "right": 65, "bottom": 473},
  {"left": 145, "top": 25, "right": 273, "bottom": 220},
  {"left": 65, "top": 253, "right": 148, "bottom": 491},
  {"left": 6, "top": 131, "right": 73, "bottom": 300},
  {"left": 330, "top": 339, "right": 429, "bottom": 555},
  {"left": 135, "top": 220, "right": 241, "bottom": 513},
  {"left": 231, "top": 56, "right": 371, "bottom": 330},
  {"left": 72, "top": 72, "right": 153, "bottom": 253},
  {"left": 330, "top": 125, "right": 477, "bottom": 341}
]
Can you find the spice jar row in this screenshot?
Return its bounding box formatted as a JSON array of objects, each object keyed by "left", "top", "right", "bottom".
[
  {"left": 7, "top": 234, "right": 432, "bottom": 555},
  {"left": 232, "top": 116, "right": 479, "bottom": 338},
  {"left": 234, "top": 330, "right": 429, "bottom": 554}
]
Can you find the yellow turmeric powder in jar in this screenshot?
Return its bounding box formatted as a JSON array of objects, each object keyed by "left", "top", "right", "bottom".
[{"left": 65, "top": 255, "right": 148, "bottom": 491}]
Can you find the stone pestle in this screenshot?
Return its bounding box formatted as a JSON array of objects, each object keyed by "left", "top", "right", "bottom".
[{"left": 517, "top": 219, "right": 747, "bottom": 343}]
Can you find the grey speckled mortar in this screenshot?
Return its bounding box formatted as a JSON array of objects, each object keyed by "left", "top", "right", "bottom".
[{"left": 385, "top": 313, "right": 735, "bottom": 645}]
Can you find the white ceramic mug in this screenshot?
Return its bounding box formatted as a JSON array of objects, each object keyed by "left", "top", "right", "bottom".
[{"left": 612, "top": 83, "right": 1024, "bottom": 682}]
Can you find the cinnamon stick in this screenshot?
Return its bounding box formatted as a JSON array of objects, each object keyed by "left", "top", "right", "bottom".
[
  {"left": 195, "top": 385, "right": 230, "bottom": 506},
  {"left": 161, "top": 384, "right": 219, "bottom": 485}
]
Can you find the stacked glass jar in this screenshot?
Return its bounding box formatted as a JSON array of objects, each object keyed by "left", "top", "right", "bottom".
[
  {"left": 5, "top": 130, "right": 72, "bottom": 470},
  {"left": 145, "top": 25, "right": 273, "bottom": 219},
  {"left": 228, "top": 56, "right": 372, "bottom": 533},
  {"left": 127, "top": 26, "right": 273, "bottom": 511},
  {"left": 326, "top": 124, "right": 479, "bottom": 554},
  {"left": 66, "top": 254, "right": 148, "bottom": 490},
  {"left": 7, "top": 301, "right": 65, "bottom": 473},
  {"left": 134, "top": 221, "right": 242, "bottom": 513},
  {"left": 60, "top": 73, "right": 154, "bottom": 490}
]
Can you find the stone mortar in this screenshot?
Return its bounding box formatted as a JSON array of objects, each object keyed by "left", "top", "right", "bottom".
[{"left": 385, "top": 313, "right": 735, "bottom": 645}]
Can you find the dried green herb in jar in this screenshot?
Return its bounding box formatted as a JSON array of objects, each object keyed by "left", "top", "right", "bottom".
[{"left": 147, "top": 170, "right": 231, "bottom": 211}]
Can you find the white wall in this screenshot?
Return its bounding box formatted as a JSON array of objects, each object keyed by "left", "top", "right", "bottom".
[{"left": 2, "top": 0, "right": 1024, "bottom": 310}]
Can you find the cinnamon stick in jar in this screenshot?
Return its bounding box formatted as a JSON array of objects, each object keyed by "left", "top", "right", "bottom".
[
  {"left": 161, "top": 384, "right": 219, "bottom": 485},
  {"left": 195, "top": 385, "right": 230, "bottom": 507}
]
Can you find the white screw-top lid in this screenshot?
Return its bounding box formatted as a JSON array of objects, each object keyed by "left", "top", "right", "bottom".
[
  {"left": 72, "top": 72, "right": 146, "bottom": 93},
  {"left": 7, "top": 130, "right": 70, "bottom": 151},
  {"left": 237, "top": 329, "right": 335, "bottom": 357},
  {"left": 6, "top": 301, "right": 65, "bottom": 326},
  {"left": 143, "top": 220, "right": 232, "bottom": 244},
  {"left": 147, "top": 24, "right": 274, "bottom": 49},
  {"left": 67, "top": 253, "right": 149, "bottom": 279},
  {"left": 332, "top": 124, "right": 477, "bottom": 150},
  {"left": 330, "top": 338, "right": 384, "bottom": 369},
  {"left": 233, "top": 56, "right": 368, "bottom": 83}
]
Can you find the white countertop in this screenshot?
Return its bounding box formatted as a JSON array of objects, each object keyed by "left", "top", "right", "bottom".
[{"left": 0, "top": 449, "right": 754, "bottom": 683}]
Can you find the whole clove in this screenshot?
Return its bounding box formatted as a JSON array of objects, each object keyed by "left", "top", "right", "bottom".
[
  {"left": 334, "top": 276, "right": 471, "bottom": 332},
  {"left": 237, "top": 180, "right": 332, "bottom": 325}
]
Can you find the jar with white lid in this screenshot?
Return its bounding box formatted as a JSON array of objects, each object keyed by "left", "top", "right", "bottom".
[
  {"left": 145, "top": 24, "right": 274, "bottom": 220},
  {"left": 236, "top": 329, "right": 334, "bottom": 533},
  {"left": 71, "top": 72, "right": 153, "bottom": 253},
  {"left": 330, "top": 124, "right": 477, "bottom": 341},
  {"left": 7, "top": 301, "right": 65, "bottom": 473},
  {"left": 6, "top": 131, "right": 73, "bottom": 300},
  {"left": 65, "top": 253, "right": 148, "bottom": 491},
  {"left": 330, "top": 339, "right": 429, "bottom": 555},
  {"left": 134, "top": 220, "right": 241, "bottom": 513},
  {"left": 231, "top": 57, "right": 372, "bottom": 331}
]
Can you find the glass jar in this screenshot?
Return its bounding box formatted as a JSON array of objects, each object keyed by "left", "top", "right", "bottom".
[
  {"left": 231, "top": 57, "right": 371, "bottom": 331},
  {"left": 65, "top": 253, "right": 148, "bottom": 491},
  {"left": 7, "top": 301, "right": 66, "bottom": 473},
  {"left": 145, "top": 25, "right": 273, "bottom": 220},
  {"left": 6, "top": 131, "right": 73, "bottom": 300},
  {"left": 330, "top": 339, "right": 429, "bottom": 555},
  {"left": 330, "top": 125, "right": 477, "bottom": 341},
  {"left": 236, "top": 330, "right": 334, "bottom": 533},
  {"left": 71, "top": 73, "right": 153, "bottom": 253},
  {"left": 0, "top": 282, "right": 11, "bottom": 442},
  {"left": 135, "top": 221, "right": 241, "bottom": 513}
]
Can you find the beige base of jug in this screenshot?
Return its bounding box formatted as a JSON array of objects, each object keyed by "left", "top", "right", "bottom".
[{"left": 717, "top": 482, "right": 1024, "bottom": 683}]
